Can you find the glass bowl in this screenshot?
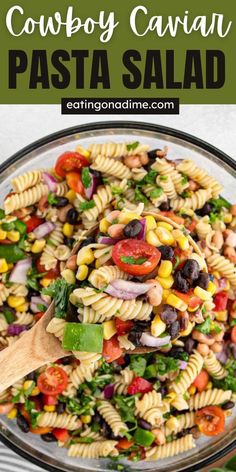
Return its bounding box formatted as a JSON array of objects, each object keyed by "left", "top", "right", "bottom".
[{"left": 0, "top": 121, "right": 236, "bottom": 472}]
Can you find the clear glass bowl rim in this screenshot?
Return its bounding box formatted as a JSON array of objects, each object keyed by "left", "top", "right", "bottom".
[{"left": 0, "top": 120, "right": 236, "bottom": 472}]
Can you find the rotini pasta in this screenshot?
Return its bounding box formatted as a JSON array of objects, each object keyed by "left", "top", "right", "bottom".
[
  {"left": 188, "top": 389, "right": 232, "bottom": 411},
  {"left": 97, "top": 401, "right": 128, "bottom": 436},
  {"left": 37, "top": 412, "right": 79, "bottom": 430},
  {"left": 170, "top": 188, "right": 212, "bottom": 211},
  {"left": 11, "top": 170, "right": 42, "bottom": 193},
  {"left": 163, "top": 412, "right": 195, "bottom": 436},
  {"left": 4, "top": 183, "right": 48, "bottom": 214},
  {"left": 91, "top": 155, "right": 132, "bottom": 180},
  {"left": 204, "top": 350, "right": 227, "bottom": 379},
  {"left": 68, "top": 440, "right": 118, "bottom": 458},
  {"left": 170, "top": 351, "right": 204, "bottom": 394},
  {"left": 88, "top": 141, "right": 149, "bottom": 159},
  {"left": 177, "top": 159, "right": 223, "bottom": 197},
  {"left": 207, "top": 253, "right": 236, "bottom": 286},
  {"left": 146, "top": 434, "right": 196, "bottom": 460},
  {"left": 152, "top": 158, "right": 188, "bottom": 194},
  {"left": 82, "top": 185, "right": 113, "bottom": 221}
]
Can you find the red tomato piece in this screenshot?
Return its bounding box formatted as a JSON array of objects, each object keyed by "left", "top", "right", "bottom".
[
  {"left": 116, "top": 356, "right": 126, "bottom": 366},
  {"left": 34, "top": 312, "right": 45, "bottom": 322},
  {"left": 0, "top": 239, "right": 12, "bottom": 244},
  {"left": 231, "top": 326, "right": 236, "bottom": 343},
  {"left": 213, "top": 292, "right": 228, "bottom": 311},
  {"left": 0, "top": 403, "right": 14, "bottom": 414},
  {"left": 25, "top": 216, "right": 43, "bottom": 233},
  {"left": 195, "top": 406, "right": 225, "bottom": 436},
  {"left": 112, "top": 239, "right": 161, "bottom": 276},
  {"left": 117, "top": 438, "right": 134, "bottom": 450},
  {"left": 115, "top": 318, "right": 134, "bottom": 336},
  {"left": 186, "top": 220, "right": 197, "bottom": 232},
  {"left": 174, "top": 290, "right": 201, "bottom": 309},
  {"left": 52, "top": 428, "right": 70, "bottom": 442},
  {"left": 37, "top": 366, "right": 68, "bottom": 395},
  {"left": 193, "top": 370, "right": 209, "bottom": 392},
  {"left": 43, "top": 394, "right": 58, "bottom": 406},
  {"left": 159, "top": 211, "right": 185, "bottom": 225},
  {"left": 102, "top": 336, "right": 123, "bottom": 363},
  {"left": 66, "top": 171, "right": 84, "bottom": 194},
  {"left": 55, "top": 151, "right": 89, "bottom": 178},
  {"left": 127, "top": 377, "right": 153, "bottom": 395}
]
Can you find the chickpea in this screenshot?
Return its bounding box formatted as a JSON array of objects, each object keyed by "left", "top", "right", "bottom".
[
  {"left": 147, "top": 279, "right": 163, "bottom": 306},
  {"left": 107, "top": 223, "right": 125, "bottom": 239},
  {"left": 224, "top": 246, "right": 236, "bottom": 264},
  {"left": 106, "top": 210, "right": 121, "bottom": 223},
  {"left": 66, "top": 255, "right": 77, "bottom": 271},
  {"left": 225, "top": 231, "right": 236, "bottom": 248},
  {"left": 152, "top": 428, "right": 166, "bottom": 446},
  {"left": 58, "top": 204, "right": 73, "bottom": 223},
  {"left": 156, "top": 146, "right": 168, "bottom": 158},
  {"left": 213, "top": 330, "right": 224, "bottom": 342},
  {"left": 139, "top": 153, "right": 149, "bottom": 165},
  {"left": 211, "top": 342, "right": 223, "bottom": 353},
  {"left": 188, "top": 180, "right": 200, "bottom": 191},
  {"left": 230, "top": 204, "right": 236, "bottom": 216},
  {"left": 192, "top": 330, "right": 215, "bottom": 345},
  {"left": 212, "top": 230, "right": 224, "bottom": 250},
  {"left": 198, "top": 242, "right": 212, "bottom": 258},
  {"left": 38, "top": 195, "right": 49, "bottom": 212},
  {"left": 124, "top": 155, "right": 142, "bottom": 169},
  {"left": 197, "top": 343, "right": 210, "bottom": 357}
]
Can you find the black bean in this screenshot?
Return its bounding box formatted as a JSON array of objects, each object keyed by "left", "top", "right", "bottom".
[
  {"left": 158, "top": 245, "right": 174, "bottom": 261},
  {"left": 66, "top": 208, "right": 79, "bottom": 225},
  {"left": 101, "top": 420, "right": 112, "bottom": 438},
  {"left": 123, "top": 219, "right": 143, "bottom": 238},
  {"left": 148, "top": 149, "right": 162, "bottom": 160},
  {"left": 159, "top": 200, "right": 170, "bottom": 211},
  {"left": 79, "top": 236, "right": 94, "bottom": 249},
  {"left": 64, "top": 236, "right": 74, "bottom": 249},
  {"left": 160, "top": 305, "right": 177, "bottom": 325},
  {"left": 174, "top": 271, "right": 190, "bottom": 293},
  {"left": 169, "top": 320, "right": 180, "bottom": 340},
  {"left": 182, "top": 260, "right": 200, "bottom": 281},
  {"left": 123, "top": 354, "right": 130, "bottom": 366},
  {"left": 55, "top": 197, "right": 69, "bottom": 208},
  {"left": 41, "top": 433, "right": 57, "bottom": 442},
  {"left": 197, "top": 202, "right": 213, "bottom": 216},
  {"left": 195, "top": 272, "right": 209, "bottom": 290},
  {"left": 17, "top": 414, "right": 29, "bottom": 433},
  {"left": 60, "top": 356, "right": 72, "bottom": 365},
  {"left": 185, "top": 338, "right": 196, "bottom": 354},
  {"left": 160, "top": 386, "right": 168, "bottom": 397},
  {"left": 222, "top": 401, "right": 235, "bottom": 410},
  {"left": 26, "top": 372, "right": 35, "bottom": 381},
  {"left": 28, "top": 290, "right": 39, "bottom": 298},
  {"left": 56, "top": 402, "right": 66, "bottom": 414},
  {"left": 128, "top": 331, "right": 142, "bottom": 346},
  {"left": 90, "top": 169, "right": 101, "bottom": 179},
  {"left": 93, "top": 412, "right": 102, "bottom": 424},
  {"left": 138, "top": 419, "right": 152, "bottom": 430},
  {"left": 114, "top": 364, "right": 123, "bottom": 374},
  {"left": 170, "top": 346, "right": 184, "bottom": 358},
  {"left": 132, "top": 321, "right": 150, "bottom": 332}
]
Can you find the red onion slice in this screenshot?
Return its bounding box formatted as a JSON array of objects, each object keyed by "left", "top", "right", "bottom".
[
  {"left": 105, "top": 279, "right": 153, "bottom": 299},
  {"left": 179, "top": 360, "right": 188, "bottom": 370},
  {"left": 97, "top": 235, "right": 120, "bottom": 245},
  {"left": 34, "top": 222, "right": 55, "bottom": 239},
  {"left": 137, "top": 218, "right": 146, "bottom": 241},
  {"left": 84, "top": 173, "right": 98, "bottom": 199},
  {"left": 42, "top": 172, "right": 57, "bottom": 192},
  {"left": 9, "top": 258, "right": 32, "bottom": 284},
  {"left": 140, "top": 333, "right": 171, "bottom": 347},
  {"left": 7, "top": 324, "right": 28, "bottom": 336},
  {"left": 30, "top": 296, "right": 49, "bottom": 313},
  {"left": 105, "top": 285, "right": 136, "bottom": 300}
]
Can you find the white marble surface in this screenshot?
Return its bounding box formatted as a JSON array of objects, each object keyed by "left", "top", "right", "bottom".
[{"left": 0, "top": 104, "right": 235, "bottom": 472}]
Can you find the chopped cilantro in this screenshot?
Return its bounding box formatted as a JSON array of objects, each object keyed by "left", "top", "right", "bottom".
[
  {"left": 79, "top": 200, "right": 96, "bottom": 211},
  {"left": 210, "top": 197, "right": 231, "bottom": 211},
  {"left": 180, "top": 191, "right": 191, "bottom": 198},
  {"left": 195, "top": 316, "right": 212, "bottom": 334},
  {"left": 126, "top": 141, "right": 139, "bottom": 151},
  {"left": 134, "top": 187, "right": 148, "bottom": 205},
  {"left": 137, "top": 169, "right": 158, "bottom": 186},
  {"left": 111, "top": 186, "right": 124, "bottom": 196},
  {"left": 120, "top": 256, "right": 147, "bottom": 265},
  {"left": 0, "top": 209, "right": 5, "bottom": 219},
  {"left": 42, "top": 279, "right": 75, "bottom": 318},
  {"left": 37, "top": 303, "right": 47, "bottom": 312},
  {"left": 180, "top": 173, "right": 189, "bottom": 185},
  {"left": 114, "top": 395, "right": 137, "bottom": 428},
  {"left": 150, "top": 187, "right": 163, "bottom": 199},
  {"left": 130, "top": 355, "right": 147, "bottom": 377},
  {"left": 48, "top": 192, "right": 58, "bottom": 205},
  {"left": 159, "top": 175, "right": 168, "bottom": 181},
  {"left": 81, "top": 167, "right": 92, "bottom": 189},
  {"left": 144, "top": 354, "right": 178, "bottom": 379}
]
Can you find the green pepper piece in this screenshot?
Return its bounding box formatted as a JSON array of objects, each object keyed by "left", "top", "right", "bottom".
[
  {"left": 0, "top": 209, "right": 5, "bottom": 220},
  {"left": 134, "top": 428, "right": 155, "bottom": 447},
  {"left": 0, "top": 245, "right": 25, "bottom": 263},
  {"left": 3, "top": 308, "right": 15, "bottom": 324},
  {"left": 62, "top": 323, "right": 103, "bottom": 353},
  {"left": 2, "top": 221, "right": 15, "bottom": 231},
  {"left": 14, "top": 219, "right": 27, "bottom": 234},
  {"left": 144, "top": 365, "right": 157, "bottom": 379}
]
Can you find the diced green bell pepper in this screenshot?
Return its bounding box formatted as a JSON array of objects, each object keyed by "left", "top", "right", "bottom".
[
  {"left": 62, "top": 323, "right": 103, "bottom": 353},
  {"left": 144, "top": 364, "right": 157, "bottom": 379},
  {"left": 2, "top": 221, "right": 15, "bottom": 231},
  {"left": 14, "top": 219, "right": 27, "bottom": 234},
  {"left": 0, "top": 245, "right": 25, "bottom": 263},
  {"left": 134, "top": 428, "right": 155, "bottom": 447},
  {"left": 3, "top": 308, "right": 15, "bottom": 324},
  {"left": 0, "top": 209, "right": 5, "bottom": 220}
]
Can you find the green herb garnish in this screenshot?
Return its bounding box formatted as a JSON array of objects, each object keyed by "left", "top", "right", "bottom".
[
  {"left": 126, "top": 141, "right": 139, "bottom": 151},
  {"left": 81, "top": 167, "right": 92, "bottom": 189},
  {"left": 130, "top": 355, "right": 147, "bottom": 377},
  {"left": 111, "top": 186, "right": 124, "bottom": 196},
  {"left": 48, "top": 192, "right": 58, "bottom": 205},
  {"left": 79, "top": 200, "right": 96, "bottom": 211},
  {"left": 120, "top": 256, "right": 147, "bottom": 265},
  {"left": 42, "top": 279, "right": 75, "bottom": 318},
  {"left": 134, "top": 187, "right": 148, "bottom": 205},
  {"left": 150, "top": 187, "right": 163, "bottom": 199}
]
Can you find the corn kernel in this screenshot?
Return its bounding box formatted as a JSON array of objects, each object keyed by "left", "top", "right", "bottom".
[
  {"left": 75, "top": 145, "right": 90, "bottom": 158},
  {"left": 77, "top": 247, "right": 94, "bottom": 265},
  {"left": 81, "top": 415, "right": 91, "bottom": 424},
  {"left": 145, "top": 215, "right": 157, "bottom": 231},
  {"left": 224, "top": 280, "right": 230, "bottom": 291},
  {"left": 23, "top": 380, "right": 34, "bottom": 391},
  {"left": 61, "top": 268, "right": 76, "bottom": 284},
  {"left": 176, "top": 235, "right": 189, "bottom": 251},
  {"left": 151, "top": 314, "right": 166, "bottom": 337},
  {"left": 95, "top": 259, "right": 101, "bottom": 269},
  {"left": 181, "top": 321, "right": 195, "bottom": 337},
  {"left": 158, "top": 260, "right": 173, "bottom": 278},
  {"left": 44, "top": 405, "right": 56, "bottom": 412},
  {"left": 189, "top": 253, "right": 206, "bottom": 271},
  {"left": 146, "top": 230, "right": 161, "bottom": 247},
  {"left": 17, "top": 302, "right": 29, "bottom": 313},
  {"left": 65, "top": 189, "right": 76, "bottom": 203},
  {"left": 166, "top": 293, "right": 188, "bottom": 312},
  {"left": 188, "top": 386, "right": 197, "bottom": 396},
  {"left": 157, "top": 221, "right": 173, "bottom": 231},
  {"left": 206, "top": 381, "right": 213, "bottom": 390},
  {"left": 31, "top": 387, "right": 40, "bottom": 396},
  {"left": 119, "top": 211, "right": 141, "bottom": 224},
  {"left": 224, "top": 213, "right": 233, "bottom": 223},
  {"left": 40, "top": 277, "right": 52, "bottom": 288},
  {"left": 31, "top": 239, "right": 46, "bottom": 254},
  {"left": 7, "top": 230, "right": 20, "bottom": 242},
  {"left": 156, "top": 275, "right": 174, "bottom": 290},
  {"left": 212, "top": 271, "right": 221, "bottom": 280},
  {"left": 155, "top": 227, "right": 174, "bottom": 245},
  {"left": 194, "top": 286, "right": 212, "bottom": 301},
  {"left": 215, "top": 310, "right": 228, "bottom": 322},
  {"left": 0, "top": 258, "right": 8, "bottom": 273},
  {"left": 103, "top": 320, "right": 117, "bottom": 340},
  {"left": 63, "top": 222, "right": 74, "bottom": 237},
  {"left": 7, "top": 296, "right": 25, "bottom": 308},
  {"left": 188, "top": 305, "right": 200, "bottom": 312},
  {"left": 207, "top": 281, "right": 217, "bottom": 295},
  {"left": 99, "top": 218, "right": 110, "bottom": 233},
  {"left": 162, "top": 289, "right": 171, "bottom": 301},
  {"left": 7, "top": 407, "right": 17, "bottom": 419},
  {"left": 165, "top": 416, "right": 179, "bottom": 432},
  {"left": 76, "top": 264, "right": 89, "bottom": 281},
  {"left": 0, "top": 229, "right": 7, "bottom": 240},
  {"left": 166, "top": 392, "right": 176, "bottom": 403}
]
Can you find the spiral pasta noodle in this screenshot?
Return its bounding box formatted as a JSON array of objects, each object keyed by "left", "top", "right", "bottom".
[
  {"left": 207, "top": 253, "right": 236, "bottom": 286},
  {"left": 11, "top": 170, "right": 42, "bottom": 193},
  {"left": 0, "top": 314, "right": 8, "bottom": 332},
  {"left": 188, "top": 388, "right": 232, "bottom": 411},
  {"left": 170, "top": 188, "right": 212, "bottom": 212},
  {"left": 117, "top": 334, "right": 135, "bottom": 351},
  {"left": 4, "top": 183, "right": 48, "bottom": 214},
  {"left": 88, "top": 141, "right": 149, "bottom": 159},
  {"left": 77, "top": 306, "right": 109, "bottom": 323},
  {"left": 37, "top": 412, "right": 79, "bottom": 430},
  {"left": 82, "top": 185, "right": 113, "bottom": 222},
  {"left": 177, "top": 159, "right": 223, "bottom": 197},
  {"left": 152, "top": 158, "right": 188, "bottom": 194},
  {"left": 68, "top": 440, "right": 118, "bottom": 458},
  {"left": 56, "top": 181, "right": 68, "bottom": 196},
  {"left": 91, "top": 156, "right": 132, "bottom": 180},
  {"left": 80, "top": 426, "right": 103, "bottom": 441},
  {"left": 114, "top": 367, "right": 135, "bottom": 395},
  {"left": 204, "top": 350, "right": 227, "bottom": 379},
  {"left": 0, "top": 284, "right": 9, "bottom": 306},
  {"left": 97, "top": 401, "right": 128, "bottom": 436},
  {"left": 14, "top": 312, "right": 34, "bottom": 326},
  {"left": 46, "top": 318, "right": 66, "bottom": 341},
  {"left": 143, "top": 184, "right": 167, "bottom": 207},
  {"left": 156, "top": 175, "right": 177, "bottom": 199},
  {"left": 196, "top": 219, "right": 212, "bottom": 240},
  {"left": 163, "top": 412, "right": 195, "bottom": 436},
  {"left": 135, "top": 391, "right": 169, "bottom": 426},
  {"left": 40, "top": 222, "right": 64, "bottom": 270},
  {"left": 70, "top": 362, "right": 99, "bottom": 389},
  {"left": 72, "top": 352, "right": 102, "bottom": 365},
  {"left": 9, "top": 283, "right": 28, "bottom": 297},
  {"left": 88, "top": 265, "right": 129, "bottom": 289},
  {"left": 146, "top": 434, "right": 196, "bottom": 460},
  {"left": 170, "top": 351, "right": 204, "bottom": 394}
]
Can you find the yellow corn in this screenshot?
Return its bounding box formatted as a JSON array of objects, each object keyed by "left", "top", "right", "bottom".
[
  {"left": 158, "top": 260, "right": 173, "bottom": 278},
  {"left": 103, "top": 320, "right": 117, "bottom": 340},
  {"left": 44, "top": 405, "right": 56, "bottom": 412},
  {"left": 99, "top": 218, "right": 110, "bottom": 233},
  {"left": 0, "top": 229, "right": 7, "bottom": 240},
  {"left": 0, "top": 258, "right": 8, "bottom": 273},
  {"left": 61, "top": 268, "right": 76, "bottom": 284},
  {"left": 63, "top": 223, "right": 74, "bottom": 237},
  {"left": 40, "top": 277, "right": 52, "bottom": 288},
  {"left": 75, "top": 145, "right": 90, "bottom": 158},
  {"left": 212, "top": 271, "right": 221, "bottom": 280},
  {"left": 188, "top": 305, "right": 200, "bottom": 312},
  {"left": 31, "top": 239, "right": 46, "bottom": 254},
  {"left": 7, "top": 296, "right": 26, "bottom": 308},
  {"left": 156, "top": 275, "right": 174, "bottom": 289},
  {"left": 165, "top": 416, "right": 179, "bottom": 432},
  {"left": 145, "top": 215, "right": 157, "bottom": 231},
  {"left": 206, "top": 381, "right": 213, "bottom": 390},
  {"left": 17, "top": 302, "right": 29, "bottom": 313},
  {"left": 151, "top": 314, "right": 166, "bottom": 337},
  {"left": 162, "top": 289, "right": 171, "bottom": 301},
  {"left": 81, "top": 415, "right": 91, "bottom": 424},
  {"left": 146, "top": 230, "right": 161, "bottom": 247},
  {"left": 166, "top": 293, "right": 188, "bottom": 312},
  {"left": 23, "top": 380, "right": 34, "bottom": 391},
  {"left": 181, "top": 321, "right": 195, "bottom": 336},
  {"left": 188, "top": 386, "right": 197, "bottom": 395},
  {"left": 224, "top": 280, "right": 230, "bottom": 291},
  {"left": 119, "top": 212, "right": 141, "bottom": 224},
  {"left": 224, "top": 213, "right": 233, "bottom": 223},
  {"left": 166, "top": 392, "right": 176, "bottom": 403},
  {"left": 7, "top": 407, "right": 17, "bottom": 420},
  {"left": 215, "top": 310, "right": 228, "bottom": 322},
  {"left": 207, "top": 281, "right": 217, "bottom": 295},
  {"left": 31, "top": 387, "right": 40, "bottom": 396},
  {"left": 65, "top": 189, "right": 76, "bottom": 203},
  {"left": 77, "top": 247, "right": 94, "bottom": 265},
  {"left": 189, "top": 253, "right": 206, "bottom": 270},
  {"left": 155, "top": 227, "right": 174, "bottom": 245},
  {"left": 176, "top": 235, "right": 189, "bottom": 251},
  {"left": 95, "top": 259, "right": 102, "bottom": 269},
  {"left": 76, "top": 264, "right": 89, "bottom": 281},
  {"left": 7, "top": 230, "right": 20, "bottom": 242},
  {"left": 194, "top": 286, "right": 212, "bottom": 301},
  {"left": 157, "top": 221, "right": 173, "bottom": 231}
]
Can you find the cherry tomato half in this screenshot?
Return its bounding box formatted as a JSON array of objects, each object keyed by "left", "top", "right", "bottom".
[
  {"left": 52, "top": 428, "right": 70, "bottom": 442},
  {"left": 213, "top": 291, "right": 228, "bottom": 311},
  {"left": 55, "top": 151, "right": 89, "bottom": 178},
  {"left": 192, "top": 370, "right": 209, "bottom": 392},
  {"left": 103, "top": 336, "right": 123, "bottom": 363},
  {"left": 66, "top": 171, "right": 84, "bottom": 194},
  {"left": 174, "top": 290, "right": 201, "bottom": 309},
  {"left": 127, "top": 377, "right": 153, "bottom": 395},
  {"left": 195, "top": 406, "right": 225, "bottom": 436},
  {"left": 37, "top": 366, "right": 68, "bottom": 395},
  {"left": 115, "top": 318, "right": 134, "bottom": 336},
  {"left": 112, "top": 239, "right": 161, "bottom": 276},
  {"left": 25, "top": 216, "right": 43, "bottom": 233}
]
